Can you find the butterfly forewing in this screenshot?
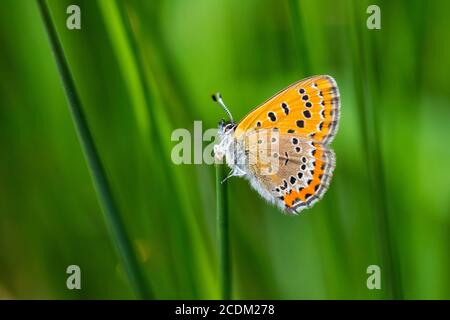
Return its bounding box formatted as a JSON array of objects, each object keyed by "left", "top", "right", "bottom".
[{"left": 235, "top": 75, "right": 340, "bottom": 146}]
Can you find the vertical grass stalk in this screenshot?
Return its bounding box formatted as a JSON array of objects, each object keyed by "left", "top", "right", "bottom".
[
  {"left": 347, "top": 0, "right": 402, "bottom": 299},
  {"left": 36, "top": 0, "right": 151, "bottom": 299},
  {"left": 288, "top": 0, "right": 312, "bottom": 75},
  {"left": 120, "top": 1, "right": 217, "bottom": 298},
  {"left": 216, "top": 164, "right": 231, "bottom": 299}
]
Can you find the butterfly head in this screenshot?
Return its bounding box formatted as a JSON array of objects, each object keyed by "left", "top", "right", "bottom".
[
  {"left": 213, "top": 93, "right": 237, "bottom": 163},
  {"left": 218, "top": 119, "right": 236, "bottom": 134}
]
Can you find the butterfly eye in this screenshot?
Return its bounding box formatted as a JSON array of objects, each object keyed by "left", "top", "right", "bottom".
[{"left": 223, "top": 123, "right": 235, "bottom": 132}]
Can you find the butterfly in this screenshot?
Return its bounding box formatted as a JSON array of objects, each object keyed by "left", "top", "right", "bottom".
[{"left": 213, "top": 75, "right": 340, "bottom": 214}]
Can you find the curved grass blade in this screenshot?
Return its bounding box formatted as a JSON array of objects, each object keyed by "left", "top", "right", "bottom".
[{"left": 36, "top": 0, "right": 152, "bottom": 299}]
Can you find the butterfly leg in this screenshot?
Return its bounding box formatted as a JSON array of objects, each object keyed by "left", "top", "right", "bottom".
[{"left": 221, "top": 166, "right": 246, "bottom": 184}]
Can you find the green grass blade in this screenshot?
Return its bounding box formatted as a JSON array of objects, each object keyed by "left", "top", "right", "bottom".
[
  {"left": 216, "top": 164, "right": 231, "bottom": 299},
  {"left": 288, "top": 0, "right": 312, "bottom": 75},
  {"left": 347, "top": 0, "right": 402, "bottom": 299},
  {"left": 36, "top": 0, "right": 152, "bottom": 299},
  {"left": 121, "top": 1, "right": 217, "bottom": 298}
]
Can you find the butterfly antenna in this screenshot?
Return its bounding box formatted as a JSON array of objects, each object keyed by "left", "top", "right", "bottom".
[{"left": 212, "top": 92, "right": 234, "bottom": 124}]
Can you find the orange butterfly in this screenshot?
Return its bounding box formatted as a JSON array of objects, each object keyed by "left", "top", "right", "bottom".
[{"left": 213, "top": 75, "right": 340, "bottom": 214}]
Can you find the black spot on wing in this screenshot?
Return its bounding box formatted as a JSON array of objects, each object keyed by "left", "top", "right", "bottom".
[{"left": 268, "top": 112, "right": 277, "bottom": 122}]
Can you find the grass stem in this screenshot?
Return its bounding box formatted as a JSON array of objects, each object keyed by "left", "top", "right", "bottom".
[
  {"left": 36, "top": 0, "right": 152, "bottom": 299},
  {"left": 216, "top": 164, "right": 231, "bottom": 299},
  {"left": 347, "top": 0, "right": 402, "bottom": 299},
  {"left": 288, "top": 0, "right": 312, "bottom": 75}
]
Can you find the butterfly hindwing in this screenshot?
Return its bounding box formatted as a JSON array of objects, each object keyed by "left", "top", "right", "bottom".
[
  {"left": 242, "top": 129, "right": 336, "bottom": 214},
  {"left": 235, "top": 75, "right": 340, "bottom": 145}
]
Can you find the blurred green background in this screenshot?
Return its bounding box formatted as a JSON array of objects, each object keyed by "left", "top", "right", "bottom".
[{"left": 0, "top": 0, "right": 449, "bottom": 299}]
